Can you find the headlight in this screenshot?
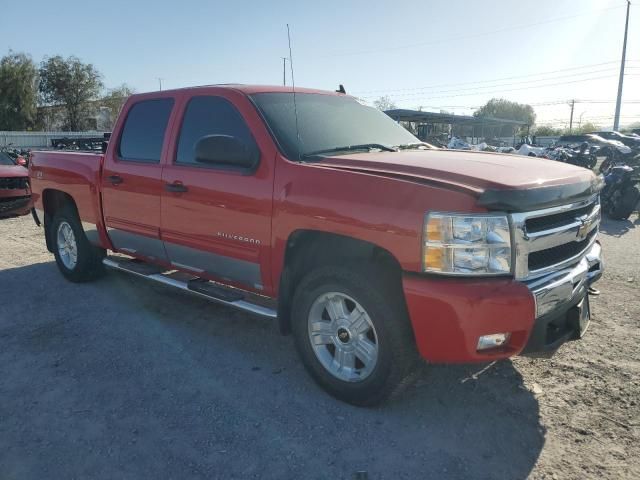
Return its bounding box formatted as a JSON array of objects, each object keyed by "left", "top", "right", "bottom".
[{"left": 423, "top": 213, "right": 512, "bottom": 275}]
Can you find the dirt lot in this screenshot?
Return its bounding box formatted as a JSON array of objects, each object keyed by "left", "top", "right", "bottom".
[{"left": 0, "top": 213, "right": 638, "bottom": 480}]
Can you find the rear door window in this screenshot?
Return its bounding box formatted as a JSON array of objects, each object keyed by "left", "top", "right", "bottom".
[{"left": 118, "top": 98, "right": 174, "bottom": 162}]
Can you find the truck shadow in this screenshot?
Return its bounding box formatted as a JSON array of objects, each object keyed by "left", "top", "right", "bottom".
[{"left": 0, "top": 262, "right": 544, "bottom": 480}]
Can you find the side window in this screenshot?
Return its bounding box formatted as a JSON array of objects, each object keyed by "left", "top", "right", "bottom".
[
  {"left": 118, "top": 98, "right": 174, "bottom": 163},
  {"left": 176, "top": 96, "right": 256, "bottom": 166}
]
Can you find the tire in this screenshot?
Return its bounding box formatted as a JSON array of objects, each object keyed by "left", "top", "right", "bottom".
[
  {"left": 51, "top": 207, "right": 106, "bottom": 282},
  {"left": 609, "top": 185, "right": 640, "bottom": 220},
  {"left": 291, "top": 264, "right": 420, "bottom": 406}
]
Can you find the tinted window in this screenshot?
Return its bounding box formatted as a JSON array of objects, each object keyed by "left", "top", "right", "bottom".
[
  {"left": 250, "top": 93, "right": 419, "bottom": 160},
  {"left": 119, "top": 98, "right": 174, "bottom": 162},
  {"left": 176, "top": 96, "right": 256, "bottom": 166}
]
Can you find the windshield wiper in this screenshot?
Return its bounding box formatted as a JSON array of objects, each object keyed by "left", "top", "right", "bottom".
[
  {"left": 394, "top": 142, "right": 436, "bottom": 150},
  {"left": 301, "top": 143, "right": 397, "bottom": 159}
]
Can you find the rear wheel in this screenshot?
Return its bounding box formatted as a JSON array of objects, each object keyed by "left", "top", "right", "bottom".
[
  {"left": 51, "top": 207, "right": 106, "bottom": 282},
  {"left": 291, "top": 264, "right": 420, "bottom": 406},
  {"left": 609, "top": 185, "right": 640, "bottom": 220}
]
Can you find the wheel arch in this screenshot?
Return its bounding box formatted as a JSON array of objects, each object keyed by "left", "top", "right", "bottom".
[
  {"left": 277, "top": 229, "right": 403, "bottom": 335},
  {"left": 41, "top": 189, "right": 79, "bottom": 253}
]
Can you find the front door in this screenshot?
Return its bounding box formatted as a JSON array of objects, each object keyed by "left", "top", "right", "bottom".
[
  {"left": 160, "top": 94, "right": 274, "bottom": 292},
  {"left": 102, "top": 97, "right": 175, "bottom": 261}
]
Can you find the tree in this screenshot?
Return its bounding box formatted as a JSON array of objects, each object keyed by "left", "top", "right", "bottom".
[
  {"left": 474, "top": 98, "right": 536, "bottom": 136},
  {"left": 39, "top": 55, "right": 103, "bottom": 131},
  {"left": 373, "top": 95, "right": 397, "bottom": 111},
  {"left": 0, "top": 52, "right": 39, "bottom": 130},
  {"left": 534, "top": 125, "right": 562, "bottom": 136},
  {"left": 100, "top": 84, "right": 135, "bottom": 129},
  {"left": 573, "top": 122, "right": 599, "bottom": 134},
  {"left": 622, "top": 121, "right": 640, "bottom": 133}
]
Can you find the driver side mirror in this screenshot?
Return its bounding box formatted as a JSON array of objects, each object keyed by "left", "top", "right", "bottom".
[{"left": 194, "top": 135, "right": 259, "bottom": 171}]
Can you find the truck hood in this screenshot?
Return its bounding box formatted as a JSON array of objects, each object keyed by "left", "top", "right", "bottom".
[
  {"left": 313, "top": 149, "right": 601, "bottom": 211},
  {"left": 0, "top": 165, "right": 28, "bottom": 178}
]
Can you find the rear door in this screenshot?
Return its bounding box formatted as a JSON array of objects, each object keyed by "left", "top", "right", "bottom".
[
  {"left": 160, "top": 93, "right": 275, "bottom": 293},
  {"left": 102, "top": 96, "right": 175, "bottom": 261}
]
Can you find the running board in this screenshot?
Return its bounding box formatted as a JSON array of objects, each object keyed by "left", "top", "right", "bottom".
[{"left": 102, "top": 257, "right": 277, "bottom": 319}]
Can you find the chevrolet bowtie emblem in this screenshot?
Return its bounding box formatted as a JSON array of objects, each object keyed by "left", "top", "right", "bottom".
[{"left": 576, "top": 217, "right": 592, "bottom": 240}]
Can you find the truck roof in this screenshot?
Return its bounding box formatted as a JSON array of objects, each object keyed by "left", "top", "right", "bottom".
[{"left": 132, "top": 84, "right": 342, "bottom": 98}]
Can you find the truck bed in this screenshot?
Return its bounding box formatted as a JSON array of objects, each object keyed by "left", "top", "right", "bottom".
[{"left": 29, "top": 150, "right": 105, "bottom": 236}]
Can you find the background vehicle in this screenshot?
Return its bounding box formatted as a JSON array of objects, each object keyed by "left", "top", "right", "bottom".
[
  {"left": 29, "top": 85, "right": 604, "bottom": 405},
  {"left": 0, "top": 152, "right": 32, "bottom": 219},
  {"left": 1, "top": 145, "right": 30, "bottom": 167},
  {"left": 555, "top": 133, "right": 632, "bottom": 155},
  {"left": 555, "top": 142, "right": 598, "bottom": 169},
  {"left": 600, "top": 163, "right": 640, "bottom": 220},
  {"left": 591, "top": 130, "right": 640, "bottom": 149}
]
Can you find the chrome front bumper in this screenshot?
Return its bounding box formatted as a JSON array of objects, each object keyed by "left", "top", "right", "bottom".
[{"left": 526, "top": 241, "right": 603, "bottom": 318}]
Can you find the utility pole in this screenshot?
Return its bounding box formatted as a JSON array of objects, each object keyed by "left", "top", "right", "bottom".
[
  {"left": 157, "top": 78, "right": 163, "bottom": 91},
  {"left": 613, "top": 0, "right": 631, "bottom": 131},
  {"left": 281, "top": 57, "right": 287, "bottom": 86},
  {"left": 569, "top": 99, "right": 575, "bottom": 133}
]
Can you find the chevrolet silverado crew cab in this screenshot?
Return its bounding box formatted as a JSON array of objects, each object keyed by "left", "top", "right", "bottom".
[{"left": 29, "top": 85, "right": 603, "bottom": 405}]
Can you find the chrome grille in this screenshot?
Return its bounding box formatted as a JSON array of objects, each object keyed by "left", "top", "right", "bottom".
[{"left": 511, "top": 195, "right": 600, "bottom": 280}]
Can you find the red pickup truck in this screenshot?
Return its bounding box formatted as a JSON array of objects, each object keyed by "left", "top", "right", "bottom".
[{"left": 29, "top": 85, "right": 603, "bottom": 405}]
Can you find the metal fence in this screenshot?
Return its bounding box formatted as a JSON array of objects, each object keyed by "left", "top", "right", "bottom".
[{"left": 0, "top": 131, "right": 109, "bottom": 149}]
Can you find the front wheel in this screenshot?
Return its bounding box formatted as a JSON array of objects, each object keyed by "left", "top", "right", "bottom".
[
  {"left": 51, "top": 207, "right": 106, "bottom": 282},
  {"left": 291, "top": 264, "right": 419, "bottom": 406}
]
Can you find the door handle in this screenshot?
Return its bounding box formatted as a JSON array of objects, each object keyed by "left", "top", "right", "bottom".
[
  {"left": 165, "top": 182, "right": 188, "bottom": 193},
  {"left": 108, "top": 175, "right": 123, "bottom": 185}
]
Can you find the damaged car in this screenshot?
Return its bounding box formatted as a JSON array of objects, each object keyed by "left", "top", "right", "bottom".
[{"left": 0, "top": 152, "right": 32, "bottom": 219}]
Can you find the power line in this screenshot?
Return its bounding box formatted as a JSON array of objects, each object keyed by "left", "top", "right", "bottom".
[
  {"left": 326, "top": 4, "right": 627, "bottom": 57},
  {"left": 383, "top": 74, "right": 640, "bottom": 103},
  {"left": 383, "top": 100, "right": 640, "bottom": 114},
  {"left": 354, "top": 61, "right": 636, "bottom": 95},
  {"left": 560, "top": 99, "right": 640, "bottom": 104},
  {"left": 539, "top": 115, "right": 640, "bottom": 124},
  {"left": 358, "top": 67, "right": 640, "bottom": 99}
]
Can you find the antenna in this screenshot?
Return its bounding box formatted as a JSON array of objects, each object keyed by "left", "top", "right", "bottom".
[
  {"left": 280, "top": 57, "right": 287, "bottom": 86},
  {"left": 287, "top": 24, "right": 301, "bottom": 159}
]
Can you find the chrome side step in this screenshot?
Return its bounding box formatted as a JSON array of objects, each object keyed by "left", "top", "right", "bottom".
[{"left": 103, "top": 257, "right": 277, "bottom": 319}]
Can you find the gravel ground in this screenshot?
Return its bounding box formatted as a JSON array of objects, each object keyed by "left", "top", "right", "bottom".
[{"left": 0, "top": 213, "right": 638, "bottom": 480}]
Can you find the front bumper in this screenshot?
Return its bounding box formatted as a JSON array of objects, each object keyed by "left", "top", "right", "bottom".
[
  {"left": 402, "top": 241, "right": 603, "bottom": 363},
  {"left": 520, "top": 241, "right": 603, "bottom": 356}
]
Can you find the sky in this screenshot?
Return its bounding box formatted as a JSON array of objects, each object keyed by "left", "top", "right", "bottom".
[{"left": 3, "top": 0, "right": 640, "bottom": 129}]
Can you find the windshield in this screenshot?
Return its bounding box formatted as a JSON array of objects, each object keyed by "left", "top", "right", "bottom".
[
  {"left": 0, "top": 152, "right": 16, "bottom": 166},
  {"left": 250, "top": 92, "right": 419, "bottom": 159}
]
